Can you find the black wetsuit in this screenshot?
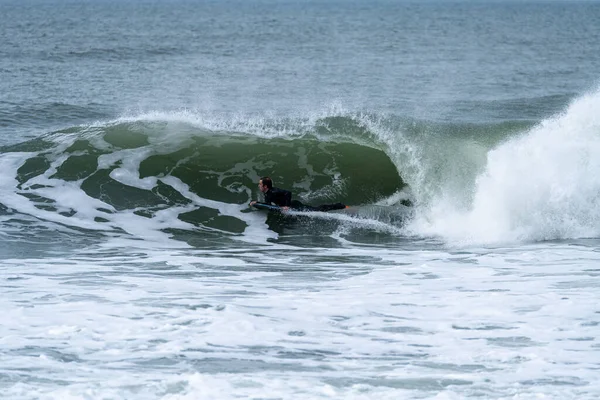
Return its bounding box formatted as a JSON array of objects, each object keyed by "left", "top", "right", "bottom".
[
  {"left": 264, "top": 187, "right": 292, "bottom": 207},
  {"left": 263, "top": 187, "right": 346, "bottom": 212}
]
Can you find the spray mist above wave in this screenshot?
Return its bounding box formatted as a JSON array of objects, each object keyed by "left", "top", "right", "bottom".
[{"left": 413, "top": 88, "right": 600, "bottom": 245}]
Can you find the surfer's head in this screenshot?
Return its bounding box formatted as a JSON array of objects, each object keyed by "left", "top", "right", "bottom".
[{"left": 259, "top": 177, "right": 273, "bottom": 193}]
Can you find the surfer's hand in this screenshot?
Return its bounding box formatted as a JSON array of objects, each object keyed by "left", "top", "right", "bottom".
[
  {"left": 250, "top": 201, "right": 256, "bottom": 206},
  {"left": 281, "top": 206, "right": 289, "bottom": 212}
]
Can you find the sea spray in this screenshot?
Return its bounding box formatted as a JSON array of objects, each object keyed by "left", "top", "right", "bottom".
[{"left": 412, "top": 88, "right": 600, "bottom": 244}]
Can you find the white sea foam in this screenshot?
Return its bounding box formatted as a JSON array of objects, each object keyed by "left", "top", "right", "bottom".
[
  {"left": 1, "top": 243, "right": 600, "bottom": 399},
  {"left": 411, "top": 88, "right": 600, "bottom": 245}
]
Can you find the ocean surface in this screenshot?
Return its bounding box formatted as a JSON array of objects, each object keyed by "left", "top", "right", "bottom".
[{"left": 1, "top": 0, "right": 600, "bottom": 399}]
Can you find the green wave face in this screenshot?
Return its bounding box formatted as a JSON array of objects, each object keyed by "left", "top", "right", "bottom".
[
  {"left": 5, "top": 119, "right": 405, "bottom": 240},
  {"left": 49, "top": 126, "right": 402, "bottom": 206},
  {"left": 138, "top": 136, "right": 403, "bottom": 207}
]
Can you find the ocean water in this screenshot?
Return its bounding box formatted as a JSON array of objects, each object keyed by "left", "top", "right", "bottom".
[{"left": 1, "top": 0, "right": 600, "bottom": 399}]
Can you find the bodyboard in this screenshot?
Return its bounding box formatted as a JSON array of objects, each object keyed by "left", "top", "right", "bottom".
[
  {"left": 251, "top": 202, "right": 284, "bottom": 212},
  {"left": 251, "top": 202, "right": 351, "bottom": 213}
]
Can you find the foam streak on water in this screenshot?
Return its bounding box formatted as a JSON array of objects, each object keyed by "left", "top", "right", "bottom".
[{"left": 2, "top": 243, "right": 600, "bottom": 399}]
